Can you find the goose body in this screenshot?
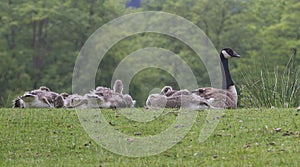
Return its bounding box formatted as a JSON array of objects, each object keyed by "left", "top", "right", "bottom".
[
  {"left": 21, "top": 93, "right": 53, "bottom": 108},
  {"left": 146, "top": 86, "right": 211, "bottom": 109},
  {"left": 105, "top": 80, "right": 135, "bottom": 108},
  {"left": 166, "top": 94, "right": 211, "bottom": 109},
  {"left": 54, "top": 93, "right": 89, "bottom": 108},
  {"left": 146, "top": 94, "right": 167, "bottom": 108},
  {"left": 146, "top": 91, "right": 211, "bottom": 109},
  {"left": 192, "top": 48, "right": 240, "bottom": 109},
  {"left": 13, "top": 86, "right": 59, "bottom": 108}
]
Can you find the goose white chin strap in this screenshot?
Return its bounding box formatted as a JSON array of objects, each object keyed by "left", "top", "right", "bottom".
[{"left": 222, "top": 50, "right": 231, "bottom": 59}]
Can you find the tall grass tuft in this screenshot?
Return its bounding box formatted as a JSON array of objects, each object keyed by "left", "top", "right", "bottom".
[
  {"left": 0, "top": 94, "right": 13, "bottom": 108},
  {"left": 240, "top": 48, "right": 299, "bottom": 108}
]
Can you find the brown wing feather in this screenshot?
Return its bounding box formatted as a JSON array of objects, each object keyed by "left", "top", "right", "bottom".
[{"left": 193, "top": 87, "right": 237, "bottom": 109}]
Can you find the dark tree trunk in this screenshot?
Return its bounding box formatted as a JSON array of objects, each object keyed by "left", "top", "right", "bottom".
[
  {"left": 215, "top": 9, "right": 226, "bottom": 50},
  {"left": 32, "top": 18, "right": 49, "bottom": 88}
]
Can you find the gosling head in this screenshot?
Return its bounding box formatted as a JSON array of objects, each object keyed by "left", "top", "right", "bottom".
[
  {"left": 160, "top": 86, "right": 173, "bottom": 95},
  {"left": 21, "top": 93, "right": 38, "bottom": 103},
  {"left": 39, "top": 86, "right": 50, "bottom": 91},
  {"left": 13, "top": 97, "right": 25, "bottom": 108},
  {"left": 54, "top": 95, "right": 64, "bottom": 108},
  {"left": 113, "top": 80, "right": 123, "bottom": 94}
]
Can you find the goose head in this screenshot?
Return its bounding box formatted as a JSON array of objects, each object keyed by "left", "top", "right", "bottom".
[
  {"left": 83, "top": 93, "right": 105, "bottom": 108},
  {"left": 20, "top": 92, "right": 52, "bottom": 108},
  {"left": 54, "top": 95, "right": 65, "bottom": 108},
  {"left": 221, "top": 48, "right": 240, "bottom": 59},
  {"left": 59, "top": 92, "right": 69, "bottom": 99},
  {"left": 13, "top": 97, "right": 25, "bottom": 108},
  {"left": 54, "top": 92, "right": 70, "bottom": 108},
  {"left": 39, "top": 86, "right": 50, "bottom": 91},
  {"left": 113, "top": 80, "right": 123, "bottom": 94},
  {"left": 22, "top": 93, "right": 38, "bottom": 103},
  {"left": 67, "top": 94, "right": 89, "bottom": 108},
  {"left": 160, "top": 86, "right": 173, "bottom": 95}
]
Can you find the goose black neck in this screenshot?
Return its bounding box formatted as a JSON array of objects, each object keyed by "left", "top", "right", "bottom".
[{"left": 220, "top": 55, "right": 234, "bottom": 89}]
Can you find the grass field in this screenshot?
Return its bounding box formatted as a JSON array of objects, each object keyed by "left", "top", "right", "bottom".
[{"left": 0, "top": 108, "right": 299, "bottom": 166}]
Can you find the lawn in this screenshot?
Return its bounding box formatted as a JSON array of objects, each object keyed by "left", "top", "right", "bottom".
[{"left": 0, "top": 108, "right": 299, "bottom": 166}]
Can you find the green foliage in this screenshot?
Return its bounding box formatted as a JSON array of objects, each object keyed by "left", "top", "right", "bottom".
[{"left": 0, "top": 108, "right": 299, "bottom": 166}]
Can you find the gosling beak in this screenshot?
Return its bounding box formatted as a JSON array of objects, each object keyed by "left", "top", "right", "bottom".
[{"left": 191, "top": 90, "right": 201, "bottom": 95}]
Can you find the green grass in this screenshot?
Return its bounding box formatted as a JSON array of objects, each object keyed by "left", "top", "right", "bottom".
[{"left": 0, "top": 108, "right": 299, "bottom": 166}]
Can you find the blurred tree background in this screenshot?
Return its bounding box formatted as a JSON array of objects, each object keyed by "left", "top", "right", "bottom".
[{"left": 0, "top": 0, "right": 299, "bottom": 107}]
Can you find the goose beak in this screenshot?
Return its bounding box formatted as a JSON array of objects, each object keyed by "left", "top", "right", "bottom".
[
  {"left": 191, "top": 90, "right": 200, "bottom": 95},
  {"left": 233, "top": 51, "right": 240, "bottom": 58},
  {"left": 24, "top": 94, "right": 35, "bottom": 98}
]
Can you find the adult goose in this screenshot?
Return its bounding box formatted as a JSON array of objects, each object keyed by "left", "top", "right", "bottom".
[{"left": 192, "top": 48, "right": 240, "bottom": 109}]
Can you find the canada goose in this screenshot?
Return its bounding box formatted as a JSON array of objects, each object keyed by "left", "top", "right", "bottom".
[
  {"left": 84, "top": 93, "right": 105, "bottom": 108},
  {"left": 93, "top": 85, "right": 121, "bottom": 108},
  {"left": 13, "top": 97, "right": 25, "bottom": 108},
  {"left": 58, "top": 92, "right": 104, "bottom": 109},
  {"left": 39, "top": 86, "right": 51, "bottom": 92},
  {"left": 160, "top": 85, "right": 194, "bottom": 97},
  {"left": 171, "top": 89, "right": 192, "bottom": 96},
  {"left": 146, "top": 94, "right": 167, "bottom": 108},
  {"left": 146, "top": 86, "right": 207, "bottom": 109},
  {"left": 54, "top": 95, "right": 65, "bottom": 108},
  {"left": 192, "top": 48, "right": 240, "bottom": 109},
  {"left": 165, "top": 94, "right": 212, "bottom": 109},
  {"left": 54, "top": 93, "right": 88, "bottom": 108},
  {"left": 123, "top": 94, "right": 136, "bottom": 107},
  {"left": 160, "top": 86, "right": 177, "bottom": 96},
  {"left": 88, "top": 80, "right": 135, "bottom": 108},
  {"left": 145, "top": 92, "right": 211, "bottom": 109},
  {"left": 13, "top": 86, "right": 59, "bottom": 108},
  {"left": 112, "top": 79, "right": 136, "bottom": 107}
]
